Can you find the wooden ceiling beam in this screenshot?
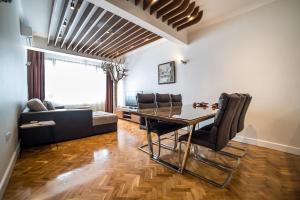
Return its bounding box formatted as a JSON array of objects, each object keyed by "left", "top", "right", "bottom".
[
  {"left": 78, "top": 13, "right": 117, "bottom": 52},
  {"left": 47, "top": 0, "right": 165, "bottom": 58},
  {"left": 54, "top": 0, "right": 70, "bottom": 46},
  {"left": 113, "top": 36, "right": 161, "bottom": 58},
  {"left": 172, "top": 6, "right": 199, "bottom": 28},
  {"left": 156, "top": 0, "right": 184, "bottom": 19},
  {"left": 143, "top": 0, "right": 152, "bottom": 10},
  {"left": 83, "top": 17, "right": 123, "bottom": 54},
  {"left": 109, "top": 33, "right": 156, "bottom": 57},
  {"left": 101, "top": 28, "right": 147, "bottom": 57},
  {"left": 113, "top": 34, "right": 159, "bottom": 57},
  {"left": 107, "top": 31, "right": 153, "bottom": 57},
  {"left": 168, "top": 1, "right": 195, "bottom": 25},
  {"left": 93, "top": 24, "right": 137, "bottom": 56},
  {"left": 149, "top": 0, "right": 173, "bottom": 15},
  {"left": 61, "top": 0, "right": 84, "bottom": 48},
  {"left": 98, "top": 26, "right": 143, "bottom": 57},
  {"left": 177, "top": 10, "right": 203, "bottom": 31},
  {"left": 89, "top": 20, "right": 129, "bottom": 54},
  {"left": 47, "top": 0, "right": 57, "bottom": 44},
  {"left": 66, "top": 4, "right": 97, "bottom": 50},
  {"left": 135, "top": 0, "right": 141, "bottom": 6},
  {"left": 162, "top": 0, "right": 189, "bottom": 22},
  {"left": 72, "top": 8, "right": 106, "bottom": 51}
]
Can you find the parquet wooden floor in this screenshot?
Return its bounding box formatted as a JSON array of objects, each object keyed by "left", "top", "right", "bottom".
[{"left": 4, "top": 120, "right": 300, "bottom": 200}]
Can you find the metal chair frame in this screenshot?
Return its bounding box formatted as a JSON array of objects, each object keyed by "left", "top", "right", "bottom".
[
  {"left": 178, "top": 141, "right": 240, "bottom": 188},
  {"left": 138, "top": 131, "right": 179, "bottom": 156}
]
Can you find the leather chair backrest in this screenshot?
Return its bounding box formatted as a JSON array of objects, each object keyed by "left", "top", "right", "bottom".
[
  {"left": 237, "top": 94, "right": 252, "bottom": 132},
  {"left": 211, "top": 93, "right": 240, "bottom": 151},
  {"left": 136, "top": 93, "right": 156, "bottom": 109},
  {"left": 156, "top": 93, "right": 171, "bottom": 107},
  {"left": 230, "top": 93, "right": 247, "bottom": 139},
  {"left": 170, "top": 94, "right": 183, "bottom": 106}
]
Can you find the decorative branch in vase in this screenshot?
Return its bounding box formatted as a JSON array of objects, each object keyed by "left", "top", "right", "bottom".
[{"left": 100, "top": 58, "right": 128, "bottom": 113}]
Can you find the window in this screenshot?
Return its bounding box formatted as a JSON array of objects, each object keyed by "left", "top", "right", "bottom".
[{"left": 45, "top": 59, "right": 106, "bottom": 111}]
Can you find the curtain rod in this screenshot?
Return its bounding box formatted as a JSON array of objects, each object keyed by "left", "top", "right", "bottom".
[{"left": 45, "top": 57, "right": 102, "bottom": 68}]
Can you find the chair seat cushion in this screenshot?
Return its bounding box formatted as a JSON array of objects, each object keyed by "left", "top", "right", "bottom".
[
  {"left": 199, "top": 123, "right": 213, "bottom": 131},
  {"left": 179, "top": 130, "right": 215, "bottom": 149},
  {"left": 150, "top": 122, "right": 185, "bottom": 136},
  {"left": 92, "top": 111, "right": 118, "bottom": 126}
]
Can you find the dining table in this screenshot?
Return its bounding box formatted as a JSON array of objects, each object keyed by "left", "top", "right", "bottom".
[{"left": 132, "top": 104, "right": 217, "bottom": 173}]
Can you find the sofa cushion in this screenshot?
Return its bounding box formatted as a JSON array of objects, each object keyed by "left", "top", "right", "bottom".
[
  {"left": 93, "top": 111, "right": 118, "bottom": 126},
  {"left": 27, "top": 98, "right": 48, "bottom": 112},
  {"left": 43, "top": 100, "right": 55, "bottom": 110}
]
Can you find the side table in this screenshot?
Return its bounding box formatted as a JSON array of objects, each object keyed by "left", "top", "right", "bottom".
[{"left": 19, "top": 120, "right": 57, "bottom": 152}]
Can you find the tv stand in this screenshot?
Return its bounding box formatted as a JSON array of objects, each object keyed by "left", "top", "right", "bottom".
[{"left": 116, "top": 107, "right": 140, "bottom": 123}]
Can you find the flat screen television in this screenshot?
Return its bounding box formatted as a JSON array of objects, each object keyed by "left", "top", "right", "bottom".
[{"left": 125, "top": 91, "right": 141, "bottom": 108}]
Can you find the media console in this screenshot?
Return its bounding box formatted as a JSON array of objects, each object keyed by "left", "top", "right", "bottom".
[{"left": 116, "top": 107, "right": 140, "bottom": 124}]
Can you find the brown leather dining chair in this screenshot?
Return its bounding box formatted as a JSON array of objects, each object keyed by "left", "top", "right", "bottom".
[
  {"left": 137, "top": 93, "right": 185, "bottom": 158},
  {"left": 225, "top": 93, "right": 252, "bottom": 157},
  {"left": 201, "top": 93, "right": 252, "bottom": 158},
  {"left": 136, "top": 93, "right": 157, "bottom": 129},
  {"left": 155, "top": 93, "right": 186, "bottom": 150},
  {"left": 156, "top": 93, "right": 171, "bottom": 107},
  {"left": 178, "top": 93, "right": 241, "bottom": 188},
  {"left": 170, "top": 94, "right": 183, "bottom": 106}
]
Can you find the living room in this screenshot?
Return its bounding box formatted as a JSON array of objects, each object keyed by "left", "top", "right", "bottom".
[{"left": 0, "top": 0, "right": 299, "bottom": 199}]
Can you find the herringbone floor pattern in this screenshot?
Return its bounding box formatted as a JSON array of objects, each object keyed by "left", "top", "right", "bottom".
[{"left": 4, "top": 120, "right": 300, "bottom": 200}]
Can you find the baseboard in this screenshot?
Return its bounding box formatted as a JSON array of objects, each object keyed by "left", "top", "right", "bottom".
[
  {"left": 0, "top": 142, "right": 20, "bottom": 199},
  {"left": 233, "top": 136, "right": 300, "bottom": 156}
]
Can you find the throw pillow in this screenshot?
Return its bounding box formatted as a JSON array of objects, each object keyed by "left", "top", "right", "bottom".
[
  {"left": 43, "top": 100, "right": 55, "bottom": 110},
  {"left": 27, "top": 98, "right": 48, "bottom": 112}
]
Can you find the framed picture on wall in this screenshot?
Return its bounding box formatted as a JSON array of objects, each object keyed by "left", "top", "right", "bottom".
[{"left": 158, "top": 61, "right": 176, "bottom": 84}]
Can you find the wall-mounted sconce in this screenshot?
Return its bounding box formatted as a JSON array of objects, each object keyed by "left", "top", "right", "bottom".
[{"left": 181, "top": 59, "right": 189, "bottom": 64}]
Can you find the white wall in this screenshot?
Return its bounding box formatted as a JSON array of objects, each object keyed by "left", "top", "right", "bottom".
[
  {"left": 0, "top": 0, "right": 27, "bottom": 197},
  {"left": 125, "top": 0, "right": 300, "bottom": 152}
]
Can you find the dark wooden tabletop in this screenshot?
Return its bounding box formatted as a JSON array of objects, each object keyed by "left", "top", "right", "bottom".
[{"left": 132, "top": 105, "right": 216, "bottom": 125}]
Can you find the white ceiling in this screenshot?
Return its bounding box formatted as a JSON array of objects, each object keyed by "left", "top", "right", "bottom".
[
  {"left": 20, "top": 0, "right": 53, "bottom": 38},
  {"left": 191, "top": 0, "right": 277, "bottom": 31},
  {"left": 21, "top": 0, "right": 277, "bottom": 38}
]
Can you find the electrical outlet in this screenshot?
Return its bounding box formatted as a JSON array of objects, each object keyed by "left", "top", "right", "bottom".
[{"left": 5, "top": 131, "right": 11, "bottom": 141}]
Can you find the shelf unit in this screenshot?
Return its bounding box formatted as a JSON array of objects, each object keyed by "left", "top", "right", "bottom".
[{"left": 116, "top": 107, "right": 140, "bottom": 124}]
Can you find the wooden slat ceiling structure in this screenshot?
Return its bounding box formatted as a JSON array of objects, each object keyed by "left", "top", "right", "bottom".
[
  {"left": 127, "top": 0, "right": 204, "bottom": 31},
  {"left": 47, "top": 0, "right": 162, "bottom": 58}
]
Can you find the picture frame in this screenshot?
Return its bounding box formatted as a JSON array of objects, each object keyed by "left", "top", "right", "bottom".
[{"left": 158, "top": 61, "right": 176, "bottom": 84}]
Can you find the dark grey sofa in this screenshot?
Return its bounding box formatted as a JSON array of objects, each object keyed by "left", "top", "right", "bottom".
[{"left": 19, "top": 108, "right": 117, "bottom": 148}]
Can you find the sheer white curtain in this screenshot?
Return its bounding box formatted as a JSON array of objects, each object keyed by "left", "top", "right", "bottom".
[{"left": 45, "top": 59, "right": 106, "bottom": 111}]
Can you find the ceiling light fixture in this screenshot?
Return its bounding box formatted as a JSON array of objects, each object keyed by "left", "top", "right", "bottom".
[
  {"left": 151, "top": 0, "right": 157, "bottom": 4},
  {"left": 187, "top": 15, "right": 194, "bottom": 21},
  {"left": 70, "top": 0, "right": 75, "bottom": 10},
  {"left": 63, "top": 18, "right": 67, "bottom": 27}
]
